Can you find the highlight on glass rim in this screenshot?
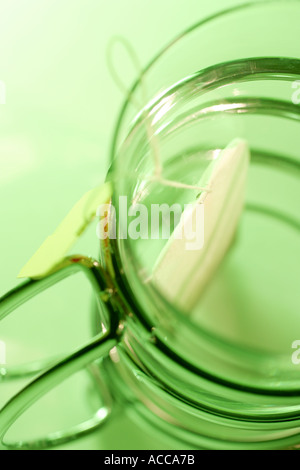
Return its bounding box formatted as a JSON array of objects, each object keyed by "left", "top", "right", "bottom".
[{"left": 0, "top": 0, "right": 299, "bottom": 453}]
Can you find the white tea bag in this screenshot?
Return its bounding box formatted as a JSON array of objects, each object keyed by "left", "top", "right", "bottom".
[{"left": 152, "top": 138, "right": 250, "bottom": 311}]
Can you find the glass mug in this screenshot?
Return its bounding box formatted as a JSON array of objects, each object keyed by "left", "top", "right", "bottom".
[{"left": 1, "top": 0, "right": 300, "bottom": 450}]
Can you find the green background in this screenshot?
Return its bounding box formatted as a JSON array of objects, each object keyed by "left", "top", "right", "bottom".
[{"left": 0, "top": 0, "right": 267, "bottom": 450}]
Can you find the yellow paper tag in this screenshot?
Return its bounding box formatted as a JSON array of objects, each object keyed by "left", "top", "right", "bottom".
[{"left": 18, "top": 182, "right": 112, "bottom": 279}]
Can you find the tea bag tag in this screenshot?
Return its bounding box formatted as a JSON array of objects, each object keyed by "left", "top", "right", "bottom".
[
  {"left": 18, "top": 182, "right": 112, "bottom": 279},
  {"left": 152, "top": 138, "right": 250, "bottom": 310}
]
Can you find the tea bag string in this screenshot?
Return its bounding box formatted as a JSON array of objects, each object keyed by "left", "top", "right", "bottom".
[{"left": 106, "top": 36, "right": 210, "bottom": 193}]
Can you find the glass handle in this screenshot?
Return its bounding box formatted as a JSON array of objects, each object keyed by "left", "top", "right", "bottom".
[
  {"left": 0, "top": 256, "right": 122, "bottom": 450},
  {"left": 0, "top": 331, "right": 118, "bottom": 450}
]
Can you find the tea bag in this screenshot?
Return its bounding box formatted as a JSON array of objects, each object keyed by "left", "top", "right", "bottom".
[
  {"left": 18, "top": 39, "right": 250, "bottom": 302},
  {"left": 151, "top": 138, "right": 250, "bottom": 311}
]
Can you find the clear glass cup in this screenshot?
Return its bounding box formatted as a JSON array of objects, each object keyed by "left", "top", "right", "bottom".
[{"left": 1, "top": 0, "right": 300, "bottom": 450}]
